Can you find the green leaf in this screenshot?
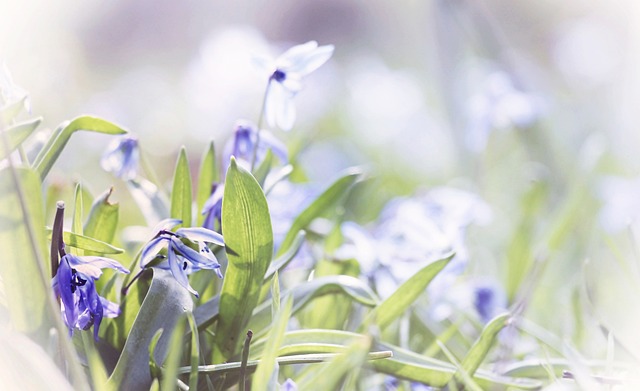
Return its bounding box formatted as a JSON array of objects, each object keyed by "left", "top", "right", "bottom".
[
  {"left": 45, "top": 229, "right": 124, "bottom": 254},
  {"left": 0, "top": 167, "right": 51, "bottom": 339},
  {"left": 186, "top": 313, "right": 200, "bottom": 391},
  {"left": 83, "top": 187, "right": 119, "bottom": 255},
  {"left": 170, "top": 147, "right": 193, "bottom": 228},
  {"left": 72, "top": 183, "right": 84, "bottom": 257},
  {"left": 252, "top": 295, "right": 293, "bottom": 391},
  {"left": 259, "top": 230, "right": 305, "bottom": 300},
  {"left": 33, "top": 115, "right": 128, "bottom": 180},
  {"left": 196, "top": 141, "right": 219, "bottom": 226},
  {"left": 359, "top": 254, "right": 453, "bottom": 332},
  {"left": 457, "top": 312, "right": 511, "bottom": 380},
  {"left": 214, "top": 157, "right": 274, "bottom": 363},
  {"left": 0, "top": 117, "right": 41, "bottom": 159},
  {"left": 277, "top": 169, "right": 361, "bottom": 256},
  {"left": 109, "top": 269, "right": 194, "bottom": 390}
]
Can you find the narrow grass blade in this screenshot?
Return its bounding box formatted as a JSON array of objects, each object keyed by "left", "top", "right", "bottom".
[{"left": 170, "top": 147, "right": 193, "bottom": 228}]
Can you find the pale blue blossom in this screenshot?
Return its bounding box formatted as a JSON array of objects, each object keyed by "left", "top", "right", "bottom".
[
  {"left": 259, "top": 41, "right": 334, "bottom": 131},
  {"left": 101, "top": 136, "right": 140, "bottom": 180},
  {"left": 140, "top": 218, "right": 225, "bottom": 297}
]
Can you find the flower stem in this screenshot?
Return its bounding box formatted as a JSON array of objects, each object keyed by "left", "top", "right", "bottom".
[
  {"left": 239, "top": 330, "right": 253, "bottom": 391},
  {"left": 250, "top": 79, "right": 272, "bottom": 172}
]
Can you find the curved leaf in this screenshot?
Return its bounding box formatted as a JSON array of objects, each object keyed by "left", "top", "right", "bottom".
[
  {"left": 83, "top": 187, "right": 119, "bottom": 250},
  {"left": 45, "top": 229, "right": 124, "bottom": 254},
  {"left": 33, "top": 115, "right": 128, "bottom": 180},
  {"left": 359, "top": 254, "right": 453, "bottom": 332},
  {"left": 196, "top": 141, "right": 218, "bottom": 226},
  {"left": 214, "top": 157, "right": 274, "bottom": 362},
  {"left": 277, "top": 169, "right": 362, "bottom": 256},
  {"left": 108, "top": 269, "right": 194, "bottom": 390}
]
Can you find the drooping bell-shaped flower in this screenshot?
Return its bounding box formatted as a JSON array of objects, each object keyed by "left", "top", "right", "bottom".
[
  {"left": 101, "top": 136, "right": 140, "bottom": 180},
  {"left": 52, "top": 253, "right": 129, "bottom": 340},
  {"left": 140, "top": 219, "right": 225, "bottom": 297}
]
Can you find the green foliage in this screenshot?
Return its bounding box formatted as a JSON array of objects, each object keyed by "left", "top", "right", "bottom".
[
  {"left": 0, "top": 117, "right": 41, "bottom": 159},
  {"left": 214, "top": 158, "right": 274, "bottom": 362},
  {"left": 196, "top": 141, "right": 218, "bottom": 226},
  {"left": 170, "top": 147, "right": 193, "bottom": 228}
]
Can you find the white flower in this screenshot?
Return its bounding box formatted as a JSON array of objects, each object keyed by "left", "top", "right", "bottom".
[{"left": 260, "top": 41, "right": 334, "bottom": 131}]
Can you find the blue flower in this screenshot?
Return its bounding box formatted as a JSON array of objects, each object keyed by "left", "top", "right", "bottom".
[
  {"left": 101, "top": 136, "right": 140, "bottom": 180},
  {"left": 201, "top": 183, "right": 224, "bottom": 231},
  {"left": 281, "top": 378, "right": 298, "bottom": 391},
  {"left": 140, "top": 219, "right": 225, "bottom": 297},
  {"left": 260, "top": 41, "right": 334, "bottom": 131},
  {"left": 223, "top": 120, "right": 288, "bottom": 170},
  {"left": 52, "top": 254, "right": 129, "bottom": 339}
]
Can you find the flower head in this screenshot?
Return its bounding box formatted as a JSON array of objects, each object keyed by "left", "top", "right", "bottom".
[
  {"left": 140, "top": 219, "right": 225, "bottom": 297},
  {"left": 101, "top": 136, "right": 140, "bottom": 180},
  {"left": 261, "top": 41, "right": 334, "bottom": 131},
  {"left": 223, "top": 120, "right": 288, "bottom": 171},
  {"left": 53, "top": 254, "right": 129, "bottom": 339}
]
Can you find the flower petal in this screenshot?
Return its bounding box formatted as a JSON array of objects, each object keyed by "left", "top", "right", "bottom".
[
  {"left": 286, "top": 44, "right": 334, "bottom": 75},
  {"left": 277, "top": 41, "right": 319, "bottom": 69},
  {"left": 100, "top": 297, "right": 121, "bottom": 318},
  {"left": 170, "top": 236, "right": 220, "bottom": 269},
  {"left": 259, "top": 130, "right": 289, "bottom": 163},
  {"left": 141, "top": 236, "right": 169, "bottom": 267},
  {"left": 152, "top": 218, "right": 183, "bottom": 233},
  {"left": 78, "top": 256, "right": 130, "bottom": 274},
  {"left": 56, "top": 256, "right": 77, "bottom": 330},
  {"left": 276, "top": 89, "right": 296, "bottom": 131},
  {"left": 168, "top": 244, "right": 199, "bottom": 297},
  {"left": 176, "top": 227, "right": 225, "bottom": 246}
]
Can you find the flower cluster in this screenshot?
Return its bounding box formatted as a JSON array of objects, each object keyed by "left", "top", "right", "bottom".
[
  {"left": 53, "top": 253, "right": 129, "bottom": 339},
  {"left": 140, "top": 219, "right": 225, "bottom": 297}
]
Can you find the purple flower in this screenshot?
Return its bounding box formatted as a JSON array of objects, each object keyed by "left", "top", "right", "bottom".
[
  {"left": 259, "top": 41, "right": 334, "bottom": 131},
  {"left": 101, "top": 136, "right": 140, "bottom": 180},
  {"left": 52, "top": 254, "right": 129, "bottom": 339},
  {"left": 201, "top": 183, "right": 224, "bottom": 231},
  {"left": 140, "top": 219, "right": 225, "bottom": 297}
]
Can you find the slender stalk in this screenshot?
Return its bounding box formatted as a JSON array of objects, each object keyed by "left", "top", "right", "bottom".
[
  {"left": 50, "top": 201, "right": 65, "bottom": 278},
  {"left": 250, "top": 79, "right": 272, "bottom": 172},
  {"left": 239, "top": 330, "right": 253, "bottom": 391}
]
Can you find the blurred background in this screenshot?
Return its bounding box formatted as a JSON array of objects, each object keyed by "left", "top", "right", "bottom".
[{"left": 3, "top": 0, "right": 640, "bottom": 366}]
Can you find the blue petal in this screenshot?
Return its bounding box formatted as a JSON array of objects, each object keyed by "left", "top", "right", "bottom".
[
  {"left": 170, "top": 237, "right": 220, "bottom": 269},
  {"left": 141, "top": 236, "right": 169, "bottom": 267},
  {"left": 176, "top": 227, "right": 224, "bottom": 246},
  {"left": 168, "top": 244, "right": 199, "bottom": 297},
  {"left": 151, "top": 218, "right": 182, "bottom": 233},
  {"left": 57, "top": 256, "right": 77, "bottom": 330}
]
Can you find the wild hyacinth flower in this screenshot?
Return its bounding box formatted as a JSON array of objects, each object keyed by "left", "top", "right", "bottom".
[
  {"left": 52, "top": 253, "right": 129, "bottom": 339},
  {"left": 223, "top": 120, "right": 288, "bottom": 171},
  {"left": 473, "top": 281, "right": 506, "bottom": 323},
  {"left": 101, "top": 136, "right": 140, "bottom": 180},
  {"left": 259, "top": 41, "right": 334, "bottom": 131},
  {"left": 140, "top": 218, "right": 224, "bottom": 297}
]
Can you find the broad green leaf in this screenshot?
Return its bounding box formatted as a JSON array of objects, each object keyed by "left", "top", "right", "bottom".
[
  {"left": 161, "top": 315, "right": 186, "bottom": 391},
  {"left": 296, "top": 335, "right": 372, "bottom": 391},
  {"left": 250, "top": 275, "right": 380, "bottom": 338},
  {"left": 277, "top": 169, "right": 361, "bottom": 256},
  {"left": 252, "top": 295, "right": 293, "bottom": 391},
  {"left": 0, "top": 166, "right": 50, "bottom": 338},
  {"left": 170, "top": 147, "right": 193, "bottom": 228},
  {"left": 214, "top": 157, "right": 274, "bottom": 362},
  {"left": 45, "top": 230, "right": 124, "bottom": 254},
  {"left": 109, "top": 269, "right": 194, "bottom": 390},
  {"left": 196, "top": 141, "right": 219, "bottom": 226},
  {"left": 33, "top": 115, "right": 127, "bottom": 180},
  {"left": 457, "top": 313, "right": 511, "bottom": 381},
  {"left": 253, "top": 148, "right": 273, "bottom": 187},
  {"left": 0, "top": 117, "right": 41, "bottom": 159},
  {"left": 359, "top": 254, "right": 453, "bottom": 332},
  {"left": 84, "top": 188, "right": 119, "bottom": 257},
  {"left": 127, "top": 178, "right": 169, "bottom": 226}
]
